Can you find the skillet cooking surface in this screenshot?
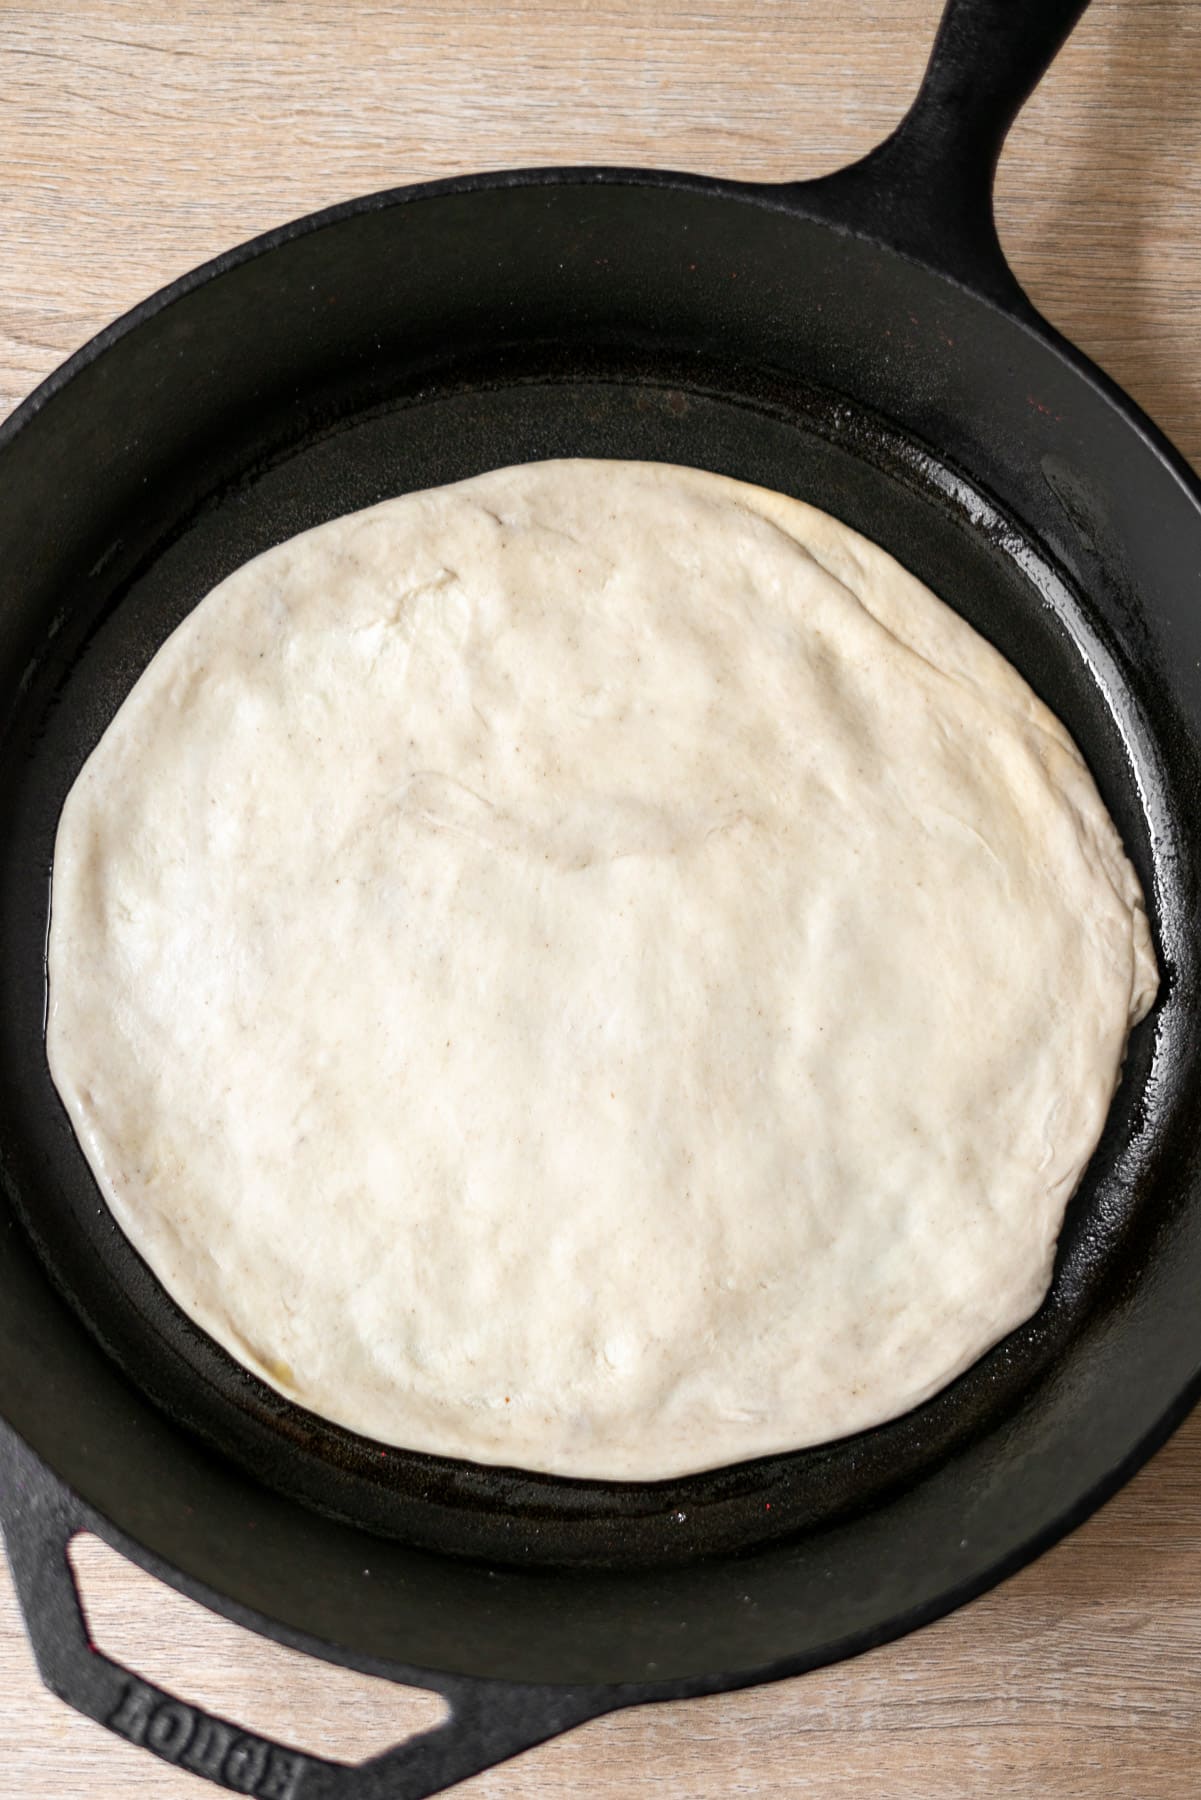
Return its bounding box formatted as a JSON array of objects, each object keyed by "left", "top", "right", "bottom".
[{"left": 0, "top": 282, "right": 1184, "bottom": 1567}]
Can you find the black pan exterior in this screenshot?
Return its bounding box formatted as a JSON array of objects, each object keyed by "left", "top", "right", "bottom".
[{"left": 1, "top": 169, "right": 1200, "bottom": 1696}]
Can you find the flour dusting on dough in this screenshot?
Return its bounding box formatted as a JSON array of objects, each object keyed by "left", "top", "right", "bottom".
[{"left": 47, "top": 460, "right": 1157, "bottom": 1479}]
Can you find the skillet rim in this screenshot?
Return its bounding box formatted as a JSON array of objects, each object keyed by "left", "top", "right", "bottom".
[{"left": 1, "top": 161, "right": 1200, "bottom": 1697}]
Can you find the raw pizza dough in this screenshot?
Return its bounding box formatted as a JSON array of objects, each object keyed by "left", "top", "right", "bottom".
[{"left": 46, "top": 460, "right": 1158, "bottom": 1480}]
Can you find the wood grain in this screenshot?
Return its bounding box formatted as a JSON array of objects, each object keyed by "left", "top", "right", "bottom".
[{"left": 3, "top": 3, "right": 1201, "bottom": 1795}]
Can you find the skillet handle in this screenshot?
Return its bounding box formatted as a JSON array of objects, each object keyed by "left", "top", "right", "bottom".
[
  {"left": 0, "top": 1429, "right": 613, "bottom": 1799},
  {"left": 787, "top": 0, "right": 1090, "bottom": 308}
]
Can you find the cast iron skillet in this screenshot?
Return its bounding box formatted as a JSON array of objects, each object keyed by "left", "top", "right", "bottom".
[{"left": 2, "top": 0, "right": 1201, "bottom": 1793}]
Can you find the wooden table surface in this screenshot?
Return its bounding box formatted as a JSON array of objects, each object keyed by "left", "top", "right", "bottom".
[{"left": 4, "top": 2, "right": 1201, "bottom": 1794}]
